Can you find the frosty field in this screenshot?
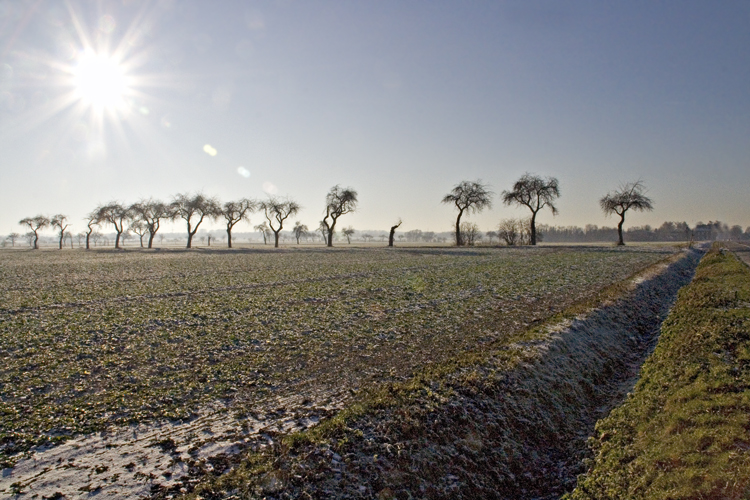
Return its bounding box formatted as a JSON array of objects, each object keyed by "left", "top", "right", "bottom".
[{"left": 0, "top": 245, "right": 675, "bottom": 495}]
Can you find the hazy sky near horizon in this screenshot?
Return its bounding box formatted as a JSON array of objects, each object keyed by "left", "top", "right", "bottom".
[{"left": 1, "top": 0, "right": 749, "bottom": 237}]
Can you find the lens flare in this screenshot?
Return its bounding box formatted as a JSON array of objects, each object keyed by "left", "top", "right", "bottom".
[{"left": 203, "top": 144, "right": 217, "bottom": 156}]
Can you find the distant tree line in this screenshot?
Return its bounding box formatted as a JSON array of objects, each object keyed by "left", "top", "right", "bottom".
[
  {"left": 11, "top": 186, "right": 359, "bottom": 250},
  {"left": 6, "top": 174, "right": 748, "bottom": 250}
]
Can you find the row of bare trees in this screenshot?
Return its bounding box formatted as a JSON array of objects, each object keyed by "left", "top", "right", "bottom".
[
  {"left": 18, "top": 185, "right": 360, "bottom": 250},
  {"left": 17, "top": 175, "right": 654, "bottom": 250},
  {"left": 442, "top": 174, "right": 653, "bottom": 246}
]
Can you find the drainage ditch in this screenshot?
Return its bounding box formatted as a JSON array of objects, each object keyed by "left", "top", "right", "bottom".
[{"left": 210, "top": 247, "right": 705, "bottom": 499}]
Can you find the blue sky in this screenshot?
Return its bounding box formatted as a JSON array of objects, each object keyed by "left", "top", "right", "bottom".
[{"left": 1, "top": 0, "right": 749, "bottom": 237}]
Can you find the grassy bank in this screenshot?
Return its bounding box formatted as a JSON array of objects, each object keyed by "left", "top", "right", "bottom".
[{"left": 568, "top": 246, "right": 750, "bottom": 499}]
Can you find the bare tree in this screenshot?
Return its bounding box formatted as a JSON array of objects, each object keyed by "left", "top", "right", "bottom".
[
  {"left": 6, "top": 232, "right": 19, "bottom": 247},
  {"left": 293, "top": 221, "right": 308, "bottom": 244},
  {"left": 502, "top": 173, "right": 560, "bottom": 245},
  {"left": 254, "top": 222, "right": 270, "bottom": 244},
  {"left": 600, "top": 180, "right": 654, "bottom": 246},
  {"left": 405, "top": 229, "right": 423, "bottom": 242},
  {"left": 342, "top": 226, "right": 355, "bottom": 244},
  {"left": 50, "top": 214, "right": 70, "bottom": 250},
  {"left": 95, "top": 203, "right": 130, "bottom": 249},
  {"left": 170, "top": 193, "right": 221, "bottom": 248},
  {"left": 76, "top": 232, "right": 86, "bottom": 248},
  {"left": 24, "top": 232, "right": 35, "bottom": 247},
  {"left": 260, "top": 197, "right": 300, "bottom": 248},
  {"left": 460, "top": 222, "right": 482, "bottom": 246},
  {"left": 221, "top": 198, "right": 257, "bottom": 248},
  {"left": 64, "top": 232, "right": 74, "bottom": 249},
  {"left": 130, "top": 199, "right": 173, "bottom": 249},
  {"left": 129, "top": 220, "right": 148, "bottom": 247},
  {"left": 321, "top": 185, "right": 358, "bottom": 247},
  {"left": 442, "top": 180, "right": 493, "bottom": 246},
  {"left": 388, "top": 219, "right": 402, "bottom": 247},
  {"left": 19, "top": 215, "right": 50, "bottom": 249},
  {"left": 485, "top": 230, "right": 497, "bottom": 244},
  {"left": 84, "top": 210, "right": 99, "bottom": 250},
  {"left": 498, "top": 218, "right": 519, "bottom": 246}
]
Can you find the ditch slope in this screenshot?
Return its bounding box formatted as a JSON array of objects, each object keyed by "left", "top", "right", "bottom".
[
  {"left": 186, "top": 247, "right": 704, "bottom": 499},
  {"left": 568, "top": 246, "right": 750, "bottom": 499}
]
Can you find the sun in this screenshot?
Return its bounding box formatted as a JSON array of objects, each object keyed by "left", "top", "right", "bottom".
[{"left": 72, "top": 51, "right": 129, "bottom": 110}]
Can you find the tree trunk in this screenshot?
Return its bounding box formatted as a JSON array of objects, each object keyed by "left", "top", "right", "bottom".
[
  {"left": 115, "top": 232, "right": 121, "bottom": 249},
  {"left": 617, "top": 214, "right": 626, "bottom": 246},
  {"left": 227, "top": 228, "right": 233, "bottom": 248},
  {"left": 454, "top": 210, "right": 464, "bottom": 246},
  {"left": 388, "top": 228, "right": 396, "bottom": 247},
  {"left": 148, "top": 232, "right": 155, "bottom": 249},
  {"left": 186, "top": 232, "right": 193, "bottom": 248},
  {"left": 530, "top": 212, "right": 537, "bottom": 245},
  {"left": 274, "top": 231, "right": 280, "bottom": 248},
  {"left": 33, "top": 232, "right": 39, "bottom": 249},
  {"left": 327, "top": 227, "right": 335, "bottom": 247},
  {"left": 58, "top": 234, "right": 63, "bottom": 250},
  {"left": 86, "top": 233, "right": 91, "bottom": 250}
]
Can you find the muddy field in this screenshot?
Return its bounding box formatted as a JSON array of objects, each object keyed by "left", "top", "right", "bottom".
[{"left": 0, "top": 245, "right": 676, "bottom": 497}]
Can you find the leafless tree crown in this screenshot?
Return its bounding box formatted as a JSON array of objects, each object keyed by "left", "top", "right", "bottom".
[
  {"left": 600, "top": 180, "right": 654, "bottom": 245},
  {"left": 322, "top": 185, "right": 358, "bottom": 247},
  {"left": 221, "top": 198, "right": 258, "bottom": 248},
  {"left": 19, "top": 215, "right": 50, "bottom": 249},
  {"left": 95, "top": 203, "right": 131, "bottom": 249},
  {"left": 130, "top": 199, "right": 173, "bottom": 249},
  {"left": 293, "top": 221, "right": 309, "bottom": 244},
  {"left": 50, "top": 214, "right": 70, "bottom": 250},
  {"left": 502, "top": 173, "right": 560, "bottom": 214},
  {"left": 502, "top": 173, "right": 559, "bottom": 245},
  {"left": 261, "top": 197, "right": 301, "bottom": 248},
  {"left": 170, "top": 193, "right": 221, "bottom": 248},
  {"left": 441, "top": 180, "right": 492, "bottom": 246},
  {"left": 600, "top": 180, "right": 654, "bottom": 216}
]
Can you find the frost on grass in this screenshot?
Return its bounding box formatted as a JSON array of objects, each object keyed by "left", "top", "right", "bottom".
[{"left": 0, "top": 246, "right": 673, "bottom": 495}]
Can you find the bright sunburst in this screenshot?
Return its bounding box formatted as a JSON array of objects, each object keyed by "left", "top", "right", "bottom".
[{"left": 72, "top": 51, "right": 129, "bottom": 111}]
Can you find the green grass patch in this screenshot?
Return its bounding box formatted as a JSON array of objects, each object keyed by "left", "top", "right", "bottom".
[{"left": 568, "top": 246, "right": 750, "bottom": 500}]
